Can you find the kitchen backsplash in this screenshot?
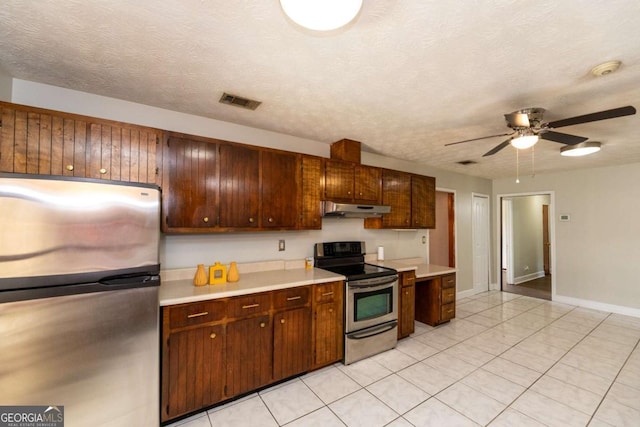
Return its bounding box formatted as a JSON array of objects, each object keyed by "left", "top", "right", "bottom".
[{"left": 160, "top": 217, "right": 429, "bottom": 269}]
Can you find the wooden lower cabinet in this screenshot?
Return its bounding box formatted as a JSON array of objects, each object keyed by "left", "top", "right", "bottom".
[
  {"left": 161, "top": 283, "right": 334, "bottom": 423},
  {"left": 415, "top": 273, "right": 456, "bottom": 326},
  {"left": 311, "top": 281, "right": 344, "bottom": 369},
  {"left": 398, "top": 271, "right": 416, "bottom": 339},
  {"left": 273, "top": 307, "right": 311, "bottom": 381},
  {"left": 226, "top": 314, "right": 273, "bottom": 397}
]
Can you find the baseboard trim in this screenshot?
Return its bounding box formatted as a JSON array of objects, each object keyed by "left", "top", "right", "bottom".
[
  {"left": 553, "top": 294, "right": 640, "bottom": 319},
  {"left": 513, "top": 270, "right": 546, "bottom": 285}
]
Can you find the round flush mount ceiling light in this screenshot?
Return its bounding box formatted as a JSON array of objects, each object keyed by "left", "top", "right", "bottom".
[
  {"left": 280, "top": 0, "right": 363, "bottom": 31},
  {"left": 591, "top": 61, "right": 621, "bottom": 77},
  {"left": 560, "top": 141, "right": 602, "bottom": 156}
]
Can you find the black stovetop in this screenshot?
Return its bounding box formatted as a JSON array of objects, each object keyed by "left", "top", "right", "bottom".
[{"left": 319, "top": 262, "right": 397, "bottom": 281}]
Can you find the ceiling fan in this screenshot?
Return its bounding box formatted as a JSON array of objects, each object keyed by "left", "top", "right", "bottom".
[{"left": 445, "top": 105, "right": 636, "bottom": 157}]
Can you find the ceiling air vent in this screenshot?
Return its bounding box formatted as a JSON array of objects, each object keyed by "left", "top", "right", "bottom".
[
  {"left": 219, "top": 92, "right": 262, "bottom": 110},
  {"left": 457, "top": 160, "right": 477, "bottom": 165}
]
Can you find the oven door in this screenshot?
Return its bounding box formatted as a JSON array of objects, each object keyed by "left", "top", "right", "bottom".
[{"left": 346, "top": 275, "right": 398, "bottom": 333}]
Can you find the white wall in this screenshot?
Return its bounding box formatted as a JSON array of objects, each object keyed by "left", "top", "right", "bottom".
[
  {"left": 493, "top": 164, "right": 640, "bottom": 311},
  {"left": 0, "top": 69, "right": 12, "bottom": 101}
]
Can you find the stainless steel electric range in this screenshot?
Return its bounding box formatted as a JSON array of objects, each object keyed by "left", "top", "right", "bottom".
[{"left": 314, "top": 241, "right": 398, "bottom": 364}]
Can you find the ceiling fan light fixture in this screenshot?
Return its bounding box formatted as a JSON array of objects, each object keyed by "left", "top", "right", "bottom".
[
  {"left": 279, "top": 0, "right": 363, "bottom": 31},
  {"left": 510, "top": 134, "right": 539, "bottom": 149},
  {"left": 560, "top": 141, "right": 602, "bottom": 157}
]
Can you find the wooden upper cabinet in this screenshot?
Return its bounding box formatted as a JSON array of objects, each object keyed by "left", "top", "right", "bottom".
[
  {"left": 324, "top": 160, "right": 354, "bottom": 201},
  {"left": 0, "top": 102, "right": 160, "bottom": 184},
  {"left": 163, "top": 136, "right": 218, "bottom": 230},
  {"left": 300, "top": 155, "right": 323, "bottom": 229},
  {"left": 324, "top": 160, "right": 381, "bottom": 204},
  {"left": 411, "top": 174, "right": 436, "bottom": 229},
  {"left": 380, "top": 170, "right": 411, "bottom": 228},
  {"left": 354, "top": 165, "right": 381, "bottom": 204},
  {"left": 219, "top": 144, "right": 260, "bottom": 228},
  {"left": 261, "top": 150, "right": 299, "bottom": 228}
]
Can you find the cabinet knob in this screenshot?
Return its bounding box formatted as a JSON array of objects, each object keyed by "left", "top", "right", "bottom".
[
  {"left": 65, "top": 164, "right": 74, "bottom": 171},
  {"left": 359, "top": 192, "right": 363, "bottom": 196},
  {"left": 210, "top": 333, "right": 217, "bottom": 339},
  {"left": 203, "top": 217, "right": 209, "bottom": 223},
  {"left": 329, "top": 308, "right": 333, "bottom": 313},
  {"left": 405, "top": 291, "right": 409, "bottom": 295},
  {"left": 260, "top": 322, "right": 266, "bottom": 328},
  {"left": 347, "top": 191, "right": 351, "bottom": 195},
  {"left": 99, "top": 168, "right": 107, "bottom": 174},
  {"left": 249, "top": 217, "right": 255, "bottom": 223},
  {"left": 280, "top": 318, "right": 285, "bottom": 324},
  {"left": 268, "top": 217, "right": 274, "bottom": 223}
]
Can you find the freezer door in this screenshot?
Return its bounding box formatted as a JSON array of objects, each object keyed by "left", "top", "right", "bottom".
[
  {"left": 0, "top": 286, "right": 159, "bottom": 427},
  {"left": 0, "top": 175, "right": 160, "bottom": 289}
]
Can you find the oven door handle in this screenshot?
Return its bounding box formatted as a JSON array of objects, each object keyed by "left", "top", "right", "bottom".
[
  {"left": 348, "top": 275, "right": 398, "bottom": 289},
  {"left": 347, "top": 321, "right": 397, "bottom": 340}
]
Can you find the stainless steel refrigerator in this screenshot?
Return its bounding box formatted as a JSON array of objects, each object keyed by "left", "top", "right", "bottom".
[{"left": 0, "top": 174, "right": 161, "bottom": 427}]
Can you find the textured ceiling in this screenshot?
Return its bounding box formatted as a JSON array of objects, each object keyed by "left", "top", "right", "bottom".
[{"left": 1, "top": 0, "right": 640, "bottom": 179}]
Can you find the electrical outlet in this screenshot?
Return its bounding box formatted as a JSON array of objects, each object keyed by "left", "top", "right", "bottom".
[
  {"left": 422, "top": 235, "right": 426, "bottom": 244},
  {"left": 278, "top": 240, "right": 285, "bottom": 251},
  {"left": 524, "top": 265, "right": 529, "bottom": 271}
]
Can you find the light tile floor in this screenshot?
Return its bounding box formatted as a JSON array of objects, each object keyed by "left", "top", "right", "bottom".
[{"left": 167, "top": 291, "right": 640, "bottom": 427}]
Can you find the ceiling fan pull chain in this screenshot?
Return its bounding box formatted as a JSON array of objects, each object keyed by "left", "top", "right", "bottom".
[{"left": 516, "top": 149, "right": 520, "bottom": 183}]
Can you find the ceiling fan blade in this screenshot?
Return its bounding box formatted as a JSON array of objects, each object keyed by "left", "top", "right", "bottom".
[
  {"left": 540, "top": 131, "right": 589, "bottom": 145},
  {"left": 504, "top": 112, "right": 530, "bottom": 128},
  {"left": 483, "top": 139, "right": 511, "bottom": 157},
  {"left": 547, "top": 105, "right": 636, "bottom": 128},
  {"left": 444, "top": 132, "right": 512, "bottom": 146}
]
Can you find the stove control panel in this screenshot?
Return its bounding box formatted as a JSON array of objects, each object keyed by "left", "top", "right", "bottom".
[{"left": 315, "top": 241, "right": 365, "bottom": 258}]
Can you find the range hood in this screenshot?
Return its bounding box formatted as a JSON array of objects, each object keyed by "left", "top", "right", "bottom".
[{"left": 322, "top": 201, "right": 391, "bottom": 218}]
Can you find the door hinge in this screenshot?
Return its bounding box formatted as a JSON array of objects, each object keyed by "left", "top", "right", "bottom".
[
  {"left": 156, "top": 135, "right": 160, "bottom": 144},
  {"left": 165, "top": 216, "right": 169, "bottom": 225},
  {"left": 155, "top": 167, "right": 159, "bottom": 175},
  {"left": 224, "top": 385, "right": 227, "bottom": 396}
]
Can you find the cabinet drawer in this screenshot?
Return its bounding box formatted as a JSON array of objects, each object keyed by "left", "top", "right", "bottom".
[
  {"left": 442, "top": 287, "right": 455, "bottom": 304},
  {"left": 273, "top": 286, "right": 310, "bottom": 310},
  {"left": 314, "top": 282, "right": 342, "bottom": 303},
  {"left": 169, "top": 300, "right": 227, "bottom": 329},
  {"left": 228, "top": 293, "right": 272, "bottom": 318},
  {"left": 441, "top": 274, "right": 456, "bottom": 289},
  {"left": 441, "top": 303, "right": 455, "bottom": 321}
]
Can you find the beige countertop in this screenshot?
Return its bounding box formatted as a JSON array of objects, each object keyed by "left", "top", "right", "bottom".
[
  {"left": 159, "top": 267, "right": 344, "bottom": 306},
  {"left": 160, "top": 257, "right": 456, "bottom": 306},
  {"left": 368, "top": 258, "right": 456, "bottom": 279}
]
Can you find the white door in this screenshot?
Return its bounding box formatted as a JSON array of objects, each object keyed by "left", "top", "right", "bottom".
[
  {"left": 472, "top": 194, "right": 490, "bottom": 293},
  {"left": 501, "top": 198, "right": 514, "bottom": 285}
]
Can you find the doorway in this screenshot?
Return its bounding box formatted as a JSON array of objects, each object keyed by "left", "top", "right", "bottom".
[{"left": 499, "top": 193, "right": 553, "bottom": 300}]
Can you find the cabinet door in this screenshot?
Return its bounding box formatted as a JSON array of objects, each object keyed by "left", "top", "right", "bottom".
[
  {"left": 411, "top": 175, "right": 436, "bottom": 228},
  {"left": 261, "top": 150, "right": 299, "bottom": 228},
  {"left": 164, "top": 137, "right": 218, "bottom": 229},
  {"left": 300, "top": 155, "right": 323, "bottom": 229},
  {"left": 313, "top": 300, "right": 343, "bottom": 368},
  {"left": 399, "top": 284, "right": 415, "bottom": 339},
  {"left": 381, "top": 170, "right": 411, "bottom": 228},
  {"left": 354, "top": 165, "right": 381, "bottom": 204},
  {"left": 163, "top": 324, "right": 224, "bottom": 421},
  {"left": 86, "top": 122, "right": 159, "bottom": 183},
  {"left": 226, "top": 315, "right": 272, "bottom": 397},
  {"left": 1, "top": 105, "right": 87, "bottom": 177},
  {"left": 324, "top": 160, "right": 354, "bottom": 201},
  {"left": 273, "top": 307, "right": 311, "bottom": 381},
  {"left": 219, "top": 144, "right": 259, "bottom": 228}
]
